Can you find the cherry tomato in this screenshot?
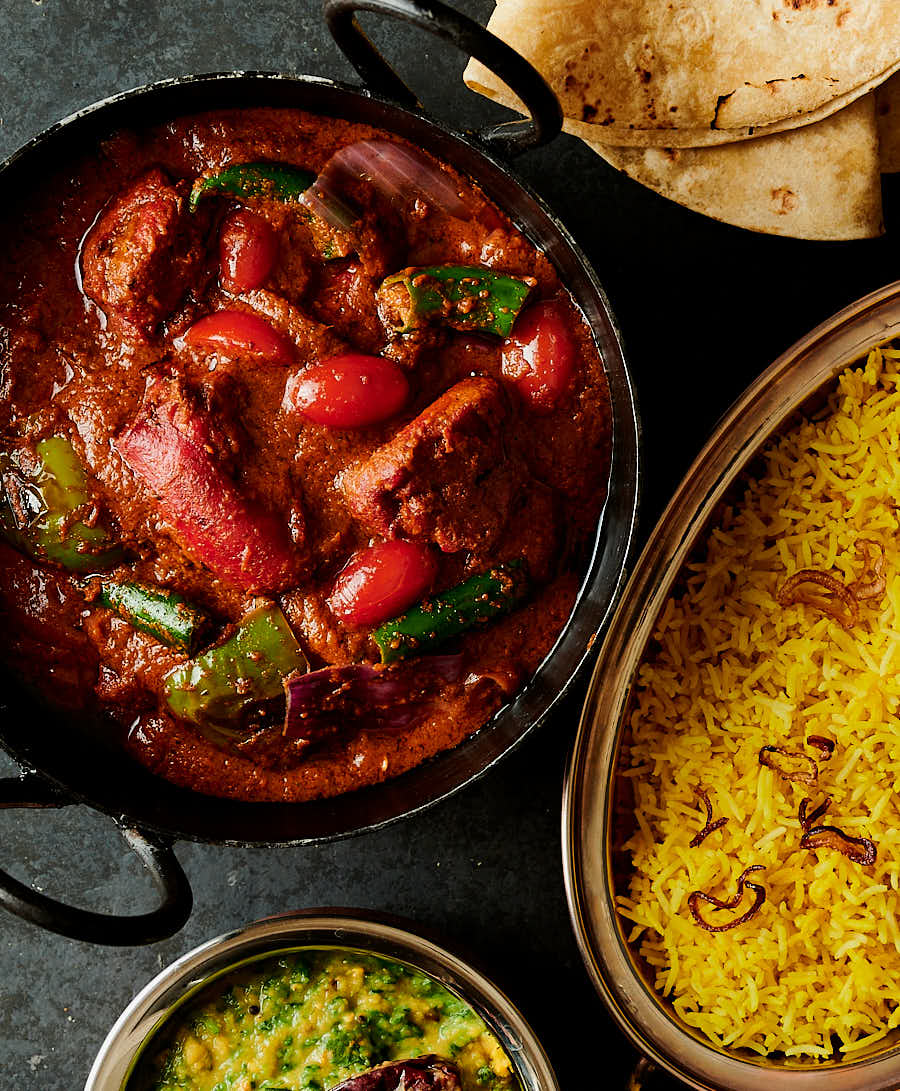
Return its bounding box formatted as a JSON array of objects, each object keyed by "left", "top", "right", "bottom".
[
  {"left": 284, "top": 354, "right": 409, "bottom": 428},
  {"left": 179, "top": 310, "right": 293, "bottom": 365},
  {"left": 328, "top": 540, "right": 438, "bottom": 628},
  {"left": 219, "top": 208, "right": 278, "bottom": 293},
  {"left": 500, "top": 301, "right": 577, "bottom": 411}
]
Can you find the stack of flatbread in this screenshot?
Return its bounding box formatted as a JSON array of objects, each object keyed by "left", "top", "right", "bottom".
[{"left": 464, "top": 1, "right": 900, "bottom": 239}]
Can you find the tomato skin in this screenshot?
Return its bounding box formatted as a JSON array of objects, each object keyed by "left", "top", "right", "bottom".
[
  {"left": 219, "top": 208, "right": 278, "bottom": 293},
  {"left": 284, "top": 354, "right": 409, "bottom": 428},
  {"left": 328, "top": 540, "right": 438, "bottom": 628},
  {"left": 500, "top": 301, "right": 577, "bottom": 411},
  {"left": 180, "top": 309, "right": 294, "bottom": 365}
]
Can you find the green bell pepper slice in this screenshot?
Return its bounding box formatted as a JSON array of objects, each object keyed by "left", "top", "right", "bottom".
[
  {"left": 373, "top": 561, "right": 529, "bottom": 664},
  {"left": 377, "top": 265, "right": 535, "bottom": 337},
  {"left": 189, "top": 161, "right": 317, "bottom": 211},
  {"left": 98, "top": 580, "right": 211, "bottom": 655},
  {"left": 164, "top": 603, "right": 307, "bottom": 726},
  {"left": 0, "top": 435, "right": 122, "bottom": 572}
]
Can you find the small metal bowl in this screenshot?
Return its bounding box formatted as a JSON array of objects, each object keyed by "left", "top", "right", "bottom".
[
  {"left": 563, "top": 281, "right": 900, "bottom": 1091},
  {"left": 85, "top": 908, "right": 560, "bottom": 1091}
]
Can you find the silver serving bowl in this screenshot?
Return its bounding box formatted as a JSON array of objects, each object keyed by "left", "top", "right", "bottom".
[
  {"left": 563, "top": 281, "right": 900, "bottom": 1091},
  {"left": 85, "top": 909, "right": 560, "bottom": 1091}
]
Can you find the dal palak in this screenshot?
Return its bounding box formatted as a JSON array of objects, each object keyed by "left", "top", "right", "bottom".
[{"left": 130, "top": 948, "right": 516, "bottom": 1090}]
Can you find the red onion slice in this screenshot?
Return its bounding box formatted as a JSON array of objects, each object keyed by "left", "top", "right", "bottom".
[
  {"left": 301, "top": 139, "right": 472, "bottom": 229},
  {"left": 283, "top": 654, "right": 464, "bottom": 739},
  {"left": 423, "top": 653, "right": 470, "bottom": 683},
  {"left": 331, "top": 1056, "right": 461, "bottom": 1091},
  {"left": 300, "top": 182, "right": 358, "bottom": 230}
]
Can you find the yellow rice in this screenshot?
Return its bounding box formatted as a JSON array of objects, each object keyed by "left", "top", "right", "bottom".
[{"left": 620, "top": 342, "right": 900, "bottom": 1058}]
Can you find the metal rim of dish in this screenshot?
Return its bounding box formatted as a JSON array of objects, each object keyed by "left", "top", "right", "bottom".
[
  {"left": 562, "top": 279, "right": 900, "bottom": 1090},
  {"left": 84, "top": 908, "right": 561, "bottom": 1091}
]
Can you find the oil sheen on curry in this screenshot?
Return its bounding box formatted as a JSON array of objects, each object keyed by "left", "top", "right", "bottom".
[{"left": 0, "top": 108, "right": 612, "bottom": 801}]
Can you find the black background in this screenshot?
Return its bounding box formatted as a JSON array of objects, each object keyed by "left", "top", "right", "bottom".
[{"left": 0, "top": 1, "right": 897, "bottom": 1087}]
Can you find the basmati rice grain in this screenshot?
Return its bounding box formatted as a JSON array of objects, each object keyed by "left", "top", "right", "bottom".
[{"left": 619, "top": 344, "right": 900, "bottom": 1057}]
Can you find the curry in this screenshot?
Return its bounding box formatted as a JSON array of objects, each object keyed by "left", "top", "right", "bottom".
[
  {"left": 129, "top": 948, "right": 516, "bottom": 1091},
  {"left": 0, "top": 107, "right": 612, "bottom": 801}
]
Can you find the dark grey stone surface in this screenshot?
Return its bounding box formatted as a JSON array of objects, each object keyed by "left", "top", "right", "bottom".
[{"left": 0, "top": 1, "right": 898, "bottom": 1088}]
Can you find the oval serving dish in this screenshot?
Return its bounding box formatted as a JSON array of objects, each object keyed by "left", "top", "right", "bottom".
[
  {"left": 564, "top": 280, "right": 900, "bottom": 1091},
  {"left": 85, "top": 909, "right": 560, "bottom": 1091}
]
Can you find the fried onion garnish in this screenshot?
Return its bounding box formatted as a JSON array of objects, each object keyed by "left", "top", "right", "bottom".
[
  {"left": 776, "top": 569, "right": 858, "bottom": 628},
  {"left": 850, "top": 538, "right": 887, "bottom": 602},
  {"left": 800, "top": 824, "right": 877, "bottom": 866},
  {"left": 806, "top": 735, "right": 835, "bottom": 760},
  {"left": 798, "top": 796, "right": 831, "bottom": 831},
  {"left": 689, "top": 785, "right": 728, "bottom": 847},
  {"left": 758, "top": 746, "right": 819, "bottom": 787},
  {"left": 688, "top": 865, "right": 766, "bottom": 932}
]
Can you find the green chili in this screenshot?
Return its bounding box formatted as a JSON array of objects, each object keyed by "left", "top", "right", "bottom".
[
  {"left": 373, "top": 561, "right": 529, "bottom": 664},
  {"left": 377, "top": 265, "right": 535, "bottom": 338},
  {"left": 164, "top": 603, "right": 307, "bottom": 726},
  {"left": 190, "top": 161, "right": 316, "bottom": 211},
  {"left": 189, "top": 160, "right": 352, "bottom": 261},
  {"left": 98, "top": 580, "right": 211, "bottom": 654},
  {"left": 0, "top": 436, "right": 122, "bottom": 572}
]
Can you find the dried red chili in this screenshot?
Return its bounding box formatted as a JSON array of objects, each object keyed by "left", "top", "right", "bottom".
[
  {"left": 800, "top": 825, "right": 877, "bottom": 866},
  {"left": 776, "top": 569, "right": 858, "bottom": 628},
  {"left": 689, "top": 785, "right": 728, "bottom": 848},
  {"left": 850, "top": 539, "right": 886, "bottom": 602},
  {"left": 688, "top": 865, "right": 766, "bottom": 932},
  {"left": 758, "top": 746, "right": 819, "bottom": 787},
  {"left": 798, "top": 796, "right": 831, "bottom": 831},
  {"left": 806, "top": 735, "right": 835, "bottom": 760}
]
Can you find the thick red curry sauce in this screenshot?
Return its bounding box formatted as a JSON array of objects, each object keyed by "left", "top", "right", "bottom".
[{"left": 0, "top": 108, "right": 611, "bottom": 801}]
